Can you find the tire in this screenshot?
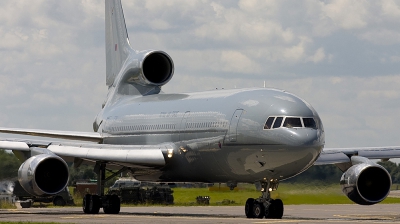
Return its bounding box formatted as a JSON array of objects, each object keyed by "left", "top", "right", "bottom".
[
  {"left": 20, "top": 201, "right": 32, "bottom": 208},
  {"left": 265, "top": 199, "right": 274, "bottom": 218},
  {"left": 110, "top": 195, "right": 121, "bottom": 214},
  {"left": 89, "top": 195, "right": 101, "bottom": 214},
  {"left": 53, "top": 196, "right": 66, "bottom": 206},
  {"left": 252, "top": 202, "right": 265, "bottom": 219},
  {"left": 272, "top": 199, "right": 284, "bottom": 219},
  {"left": 245, "top": 198, "right": 255, "bottom": 218},
  {"left": 103, "top": 195, "right": 120, "bottom": 214}
]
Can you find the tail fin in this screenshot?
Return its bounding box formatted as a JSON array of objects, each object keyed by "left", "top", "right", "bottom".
[{"left": 105, "top": 0, "right": 132, "bottom": 87}]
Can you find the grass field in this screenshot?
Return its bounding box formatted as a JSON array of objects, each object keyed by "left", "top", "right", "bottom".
[
  {"left": 71, "top": 183, "right": 400, "bottom": 206},
  {"left": 12, "top": 183, "right": 400, "bottom": 209},
  {"left": 172, "top": 183, "right": 400, "bottom": 205}
]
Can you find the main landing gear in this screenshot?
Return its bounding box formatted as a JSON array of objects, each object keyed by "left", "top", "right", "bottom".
[
  {"left": 82, "top": 162, "right": 127, "bottom": 214},
  {"left": 245, "top": 180, "right": 283, "bottom": 219}
]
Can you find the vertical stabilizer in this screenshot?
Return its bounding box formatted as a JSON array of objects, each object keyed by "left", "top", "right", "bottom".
[{"left": 105, "top": 0, "right": 131, "bottom": 87}]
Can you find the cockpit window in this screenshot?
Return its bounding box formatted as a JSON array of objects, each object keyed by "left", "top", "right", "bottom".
[
  {"left": 303, "top": 118, "right": 317, "bottom": 129},
  {"left": 264, "top": 117, "right": 275, "bottom": 129},
  {"left": 273, "top": 117, "right": 283, "bottom": 128},
  {"left": 263, "top": 116, "right": 318, "bottom": 130},
  {"left": 283, "top": 117, "right": 302, "bottom": 128}
]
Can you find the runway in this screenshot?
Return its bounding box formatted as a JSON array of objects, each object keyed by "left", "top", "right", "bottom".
[{"left": 1, "top": 204, "right": 400, "bottom": 223}]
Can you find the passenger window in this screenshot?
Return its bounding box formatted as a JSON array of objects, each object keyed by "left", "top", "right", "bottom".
[
  {"left": 273, "top": 117, "right": 283, "bottom": 128},
  {"left": 303, "top": 118, "right": 317, "bottom": 129},
  {"left": 264, "top": 117, "right": 275, "bottom": 129},
  {"left": 283, "top": 117, "right": 302, "bottom": 128}
]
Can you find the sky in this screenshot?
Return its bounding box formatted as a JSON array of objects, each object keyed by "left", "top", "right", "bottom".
[{"left": 0, "top": 0, "right": 399, "bottom": 148}]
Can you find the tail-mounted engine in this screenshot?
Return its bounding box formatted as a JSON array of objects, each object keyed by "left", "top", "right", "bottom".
[
  {"left": 140, "top": 50, "right": 174, "bottom": 86},
  {"left": 18, "top": 153, "right": 69, "bottom": 196},
  {"left": 119, "top": 50, "right": 174, "bottom": 87},
  {"left": 340, "top": 156, "right": 391, "bottom": 205}
]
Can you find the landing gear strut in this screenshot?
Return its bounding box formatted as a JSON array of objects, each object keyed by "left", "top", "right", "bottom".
[
  {"left": 82, "top": 162, "right": 127, "bottom": 214},
  {"left": 244, "top": 180, "right": 283, "bottom": 219}
]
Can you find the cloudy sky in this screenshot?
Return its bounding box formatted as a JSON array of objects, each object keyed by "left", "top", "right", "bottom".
[{"left": 0, "top": 0, "right": 399, "bottom": 148}]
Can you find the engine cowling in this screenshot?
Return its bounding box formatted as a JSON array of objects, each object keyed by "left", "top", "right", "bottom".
[
  {"left": 121, "top": 50, "right": 174, "bottom": 87},
  {"left": 18, "top": 153, "right": 69, "bottom": 196},
  {"left": 340, "top": 162, "right": 391, "bottom": 205},
  {"left": 141, "top": 51, "right": 174, "bottom": 86}
]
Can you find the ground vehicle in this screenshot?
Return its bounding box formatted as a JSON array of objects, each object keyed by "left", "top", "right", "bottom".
[
  {"left": 13, "top": 181, "right": 74, "bottom": 207},
  {"left": 107, "top": 179, "right": 173, "bottom": 204}
]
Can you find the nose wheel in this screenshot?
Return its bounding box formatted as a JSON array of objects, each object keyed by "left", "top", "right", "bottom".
[{"left": 244, "top": 180, "right": 283, "bottom": 219}]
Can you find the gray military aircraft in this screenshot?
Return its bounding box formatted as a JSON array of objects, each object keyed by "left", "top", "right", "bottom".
[{"left": 1, "top": 0, "right": 400, "bottom": 219}]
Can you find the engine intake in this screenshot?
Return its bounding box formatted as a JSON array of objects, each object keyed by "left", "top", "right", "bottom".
[
  {"left": 18, "top": 153, "right": 69, "bottom": 196},
  {"left": 142, "top": 52, "right": 173, "bottom": 85},
  {"left": 340, "top": 162, "right": 391, "bottom": 205}
]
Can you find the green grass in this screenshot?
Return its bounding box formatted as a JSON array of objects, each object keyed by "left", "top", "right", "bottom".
[
  {"left": 65, "top": 183, "right": 400, "bottom": 207},
  {"left": 0, "top": 221, "right": 64, "bottom": 224},
  {"left": 0, "top": 201, "right": 16, "bottom": 209},
  {"left": 172, "top": 183, "right": 400, "bottom": 205}
]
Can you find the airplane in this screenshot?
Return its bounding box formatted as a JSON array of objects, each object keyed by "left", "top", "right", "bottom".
[{"left": 1, "top": 0, "right": 400, "bottom": 219}]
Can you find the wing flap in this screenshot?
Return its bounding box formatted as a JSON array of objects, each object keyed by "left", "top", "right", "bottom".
[
  {"left": 48, "top": 143, "right": 172, "bottom": 166},
  {"left": 0, "top": 127, "right": 103, "bottom": 142},
  {"left": 0, "top": 140, "right": 29, "bottom": 151}
]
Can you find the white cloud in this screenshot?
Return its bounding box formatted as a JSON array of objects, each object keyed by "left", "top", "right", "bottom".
[
  {"left": 307, "top": 47, "right": 326, "bottom": 63},
  {"left": 360, "top": 29, "right": 400, "bottom": 45},
  {"left": 381, "top": 0, "right": 400, "bottom": 19},
  {"left": 322, "top": 0, "right": 368, "bottom": 30},
  {"left": 0, "top": 0, "right": 398, "bottom": 149}
]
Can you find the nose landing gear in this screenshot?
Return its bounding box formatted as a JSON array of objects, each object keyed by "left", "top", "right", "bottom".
[{"left": 244, "top": 180, "right": 283, "bottom": 219}]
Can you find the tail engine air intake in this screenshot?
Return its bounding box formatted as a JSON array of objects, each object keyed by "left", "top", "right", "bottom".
[
  {"left": 18, "top": 153, "right": 69, "bottom": 196},
  {"left": 120, "top": 50, "right": 174, "bottom": 88},
  {"left": 340, "top": 160, "right": 391, "bottom": 205},
  {"left": 142, "top": 51, "right": 174, "bottom": 86}
]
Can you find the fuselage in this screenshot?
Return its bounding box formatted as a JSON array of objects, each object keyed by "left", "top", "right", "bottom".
[{"left": 97, "top": 88, "right": 325, "bottom": 183}]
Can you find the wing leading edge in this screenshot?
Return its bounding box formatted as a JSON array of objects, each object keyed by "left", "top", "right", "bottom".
[
  {"left": 0, "top": 139, "right": 175, "bottom": 168},
  {"left": 316, "top": 146, "right": 400, "bottom": 165}
]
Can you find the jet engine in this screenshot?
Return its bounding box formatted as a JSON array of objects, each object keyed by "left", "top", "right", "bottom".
[
  {"left": 121, "top": 50, "right": 174, "bottom": 87},
  {"left": 340, "top": 158, "right": 391, "bottom": 205},
  {"left": 141, "top": 51, "right": 174, "bottom": 85},
  {"left": 18, "top": 153, "right": 69, "bottom": 196}
]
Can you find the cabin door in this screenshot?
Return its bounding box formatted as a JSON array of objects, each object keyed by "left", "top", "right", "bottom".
[{"left": 227, "top": 109, "right": 243, "bottom": 142}]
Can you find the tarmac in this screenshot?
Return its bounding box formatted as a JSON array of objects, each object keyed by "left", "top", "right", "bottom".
[{"left": 2, "top": 204, "right": 400, "bottom": 224}]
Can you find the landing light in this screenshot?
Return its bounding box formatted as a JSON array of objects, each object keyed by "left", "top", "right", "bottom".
[
  {"left": 180, "top": 146, "right": 187, "bottom": 153},
  {"left": 268, "top": 188, "right": 272, "bottom": 192},
  {"left": 167, "top": 148, "right": 173, "bottom": 158}
]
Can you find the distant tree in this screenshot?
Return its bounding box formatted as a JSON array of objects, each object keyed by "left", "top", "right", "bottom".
[
  {"left": 378, "top": 160, "right": 400, "bottom": 183},
  {"left": 69, "top": 164, "right": 96, "bottom": 185},
  {"left": 0, "top": 150, "right": 21, "bottom": 180},
  {"left": 69, "top": 164, "right": 119, "bottom": 187},
  {"left": 284, "top": 161, "right": 400, "bottom": 184},
  {"left": 285, "top": 164, "right": 342, "bottom": 184}
]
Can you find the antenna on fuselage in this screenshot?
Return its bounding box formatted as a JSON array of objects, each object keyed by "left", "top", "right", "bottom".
[{"left": 263, "top": 81, "right": 266, "bottom": 88}]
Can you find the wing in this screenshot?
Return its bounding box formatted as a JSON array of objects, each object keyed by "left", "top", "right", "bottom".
[
  {"left": 0, "top": 138, "right": 175, "bottom": 169},
  {"left": 0, "top": 127, "right": 103, "bottom": 143},
  {"left": 315, "top": 146, "right": 400, "bottom": 165}
]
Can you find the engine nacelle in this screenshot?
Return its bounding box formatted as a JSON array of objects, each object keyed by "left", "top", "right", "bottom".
[
  {"left": 18, "top": 153, "right": 69, "bottom": 196},
  {"left": 340, "top": 162, "right": 391, "bottom": 205},
  {"left": 121, "top": 50, "right": 174, "bottom": 87}
]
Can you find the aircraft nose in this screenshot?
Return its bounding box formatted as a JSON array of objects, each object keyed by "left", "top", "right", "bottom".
[{"left": 282, "top": 128, "right": 321, "bottom": 147}]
